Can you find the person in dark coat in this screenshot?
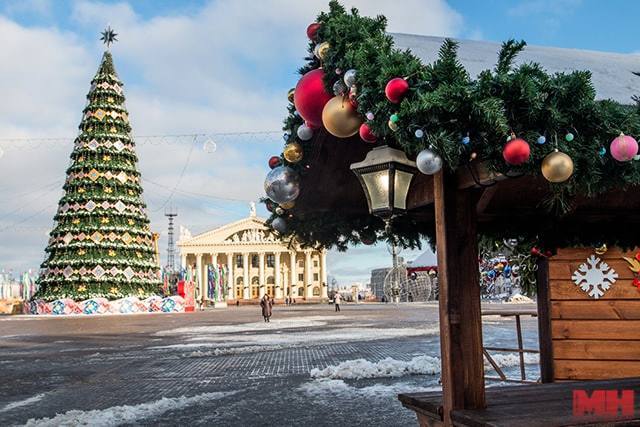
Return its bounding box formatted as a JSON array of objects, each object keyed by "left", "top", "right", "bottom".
[{"left": 260, "top": 294, "right": 272, "bottom": 322}]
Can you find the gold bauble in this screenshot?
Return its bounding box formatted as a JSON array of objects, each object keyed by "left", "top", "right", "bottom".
[
  {"left": 283, "top": 142, "right": 303, "bottom": 163},
  {"left": 541, "top": 150, "right": 574, "bottom": 183},
  {"left": 595, "top": 244, "right": 608, "bottom": 255},
  {"left": 315, "top": 42, "right": 330, "bottom": 60},
  {"left": 322, "top": 95, "right": 362, "bottom": 138},
  {"left": 280, "top": 201, "right": 295, "bottom": 210},
  {"left": 287, "top": 88, "right": 295, "bottom": 103}
]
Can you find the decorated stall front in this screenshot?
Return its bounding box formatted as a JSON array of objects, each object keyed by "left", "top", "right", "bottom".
[{"left": 263, "top": 2, "right": 640, "bottom": 425}]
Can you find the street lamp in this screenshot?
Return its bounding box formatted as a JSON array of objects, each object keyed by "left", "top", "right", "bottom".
[{"left": 350, "top": 145, "right": 417, "bottom": 220}]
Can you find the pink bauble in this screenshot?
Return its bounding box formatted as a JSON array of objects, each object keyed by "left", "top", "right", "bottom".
[
  {"left": 385, "top": 77, "right": 409, "bottom": 103},
  {"left": 502, "top": 138, "right": 530, "bottom": 165},
  {"left": 294, "top": 69, "right": 332, "bottom": 129},
  {"left": 610, "top": 133, "right": 638, "bottom": 162},
  {"left": 359, "top": 123, "right": 376, "bottom": 143}
]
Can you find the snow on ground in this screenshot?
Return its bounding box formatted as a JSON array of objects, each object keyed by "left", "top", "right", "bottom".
[
  {"left": 157, "top": 316, "right": 345, "bottom": 336},
  {"left": 23, "top": 391, "right": 234, "bottom": 427},
  {"left": 0, "top": 393, "right": 46, "bottom": 413},
  {"left": 185, "top": 345, "right": 284, "bottom": 358},
  {"left": 153, "top": 326, "right": 439, "bottom": 350},
  {"left": 311, "top": 356, "right": 440, "bottom": 380},
  {"left": 484, "top": 352, "right": 539, "bottom": 368},
  {"left": 299, "top": 379, "right": 442, "bottom": 398}
]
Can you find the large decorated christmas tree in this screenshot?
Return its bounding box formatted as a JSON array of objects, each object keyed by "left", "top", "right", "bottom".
[{"left": 35, "top": 29, "right": 161, "bottom": 302}]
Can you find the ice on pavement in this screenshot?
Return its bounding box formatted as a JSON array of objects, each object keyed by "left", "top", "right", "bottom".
[
  {"left": 311, "top": 356, "right": 440, "bottom": 380},
  {"left": 23, "top": 391, "right": 234, "bottom": 427}
]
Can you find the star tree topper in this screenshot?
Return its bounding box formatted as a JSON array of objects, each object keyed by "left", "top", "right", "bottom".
[{"left": 100, "top": 26, "right": 118, "bottom": 48}]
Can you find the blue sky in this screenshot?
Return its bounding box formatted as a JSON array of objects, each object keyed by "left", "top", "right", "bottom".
[{"left": 0, "top": 0, "right": 637, "bottom": 285}]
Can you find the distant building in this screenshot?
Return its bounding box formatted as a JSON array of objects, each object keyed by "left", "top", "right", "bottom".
[{"left": 370, "top": 267, "right": 391, "bottom": 300}]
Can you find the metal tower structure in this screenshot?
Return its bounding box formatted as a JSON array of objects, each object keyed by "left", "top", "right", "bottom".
[{"left": 164, "top": 205, "right": 178, "bottom": 271}]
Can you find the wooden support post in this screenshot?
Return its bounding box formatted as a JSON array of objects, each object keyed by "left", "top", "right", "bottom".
[
  {"left": 433, "top": 170, "right": 486, "bottom": 426},
  {"left": 536, "top": 256, "right": 554, "bottom": 382}
]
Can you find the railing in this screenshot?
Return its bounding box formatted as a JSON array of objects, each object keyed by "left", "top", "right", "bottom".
[{"left": 482, "top": 308, "right": 539, "bottom": 384}]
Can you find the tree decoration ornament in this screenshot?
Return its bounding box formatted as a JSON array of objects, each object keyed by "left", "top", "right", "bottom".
[
  {"left": 365, "top": 111, "right": 374, "bottom": 121},
  {"left": 461, "top": 135, "right": 470, "bottom": 145},
  {"left": 565, "top": 132, "right": 574, "bottom": 142},
  {"left": 306, "top": 22, "right": 321, "bottom": 40},
  {"left": 635, "top": 155, "right": 640, "bottom": 161},
  {"left": 268, "top": 156, "right": 282, "bottom": 169},
  {"left": 572, "top": 255, "right": 618, "bottom": 299},
  {"left": 541, "top": 149, "right": 574, "bottom": 183},
  {"left": 296, "top": 123, "right": 314, "bottom": 141},
  {"left": 314, "top": 41, "right": 330, "bottom": 60},
  {"left": 610, "top": 132, "right": 638, "bottom": 162},
  {"left": 359, "top": 123, "right": 377, "bottom": 143},
  {"left": 272, "top": 217, "right": 288, "bottom": 234},
  {"left": 333, "top": 80, "right": 347, "bottom": 96},
  {"left": 416, "top": 148, "right": 443, "bottom": 175},
  {"left": 280, "top": 201, "right": 295, "bottom": 209},
  {"left": 294, "top": 69, "right": 332, "bottom": 128},
  {"left": 388, "top": 120, "right": 399, "bottom": 132},
  {"left": 414, "top": 129, "right": 424, "bottom": 139},
  {"left": 283, "top": 142, "right": 304, "bottom": 163},
  {"left": 390, "top": 113, "right": 399, "bottom": 123},
  {"left": 275, "top": 207, "right": 284, "bottom": 215},
  {"left": 322, "top": 95, "right": 362, "bottom": 138},
  {"left": 385, "top": 77, "right": 409, "bottom": 103},
  {"left": 343, "top": 69, "right": 357, "bottom": 87},
  {"left": 502, "top": 137, "right": 530, "bottom": 165},
  {"left": 537, "top": 135, "right": 546, "bottom": 145},
  {"left": 598, "top": 147, "right": 607, "bottom": 157},
  {"left": 264, "top": 166, "right": 301, "bottom": 204},
  {"left": 287, "top": 88, "right": 295, "bottom": 103}
]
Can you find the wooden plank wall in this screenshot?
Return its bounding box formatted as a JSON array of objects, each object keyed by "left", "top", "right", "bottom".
[{"left": 549, "top": 248, "right": 640, "bottom": 380}]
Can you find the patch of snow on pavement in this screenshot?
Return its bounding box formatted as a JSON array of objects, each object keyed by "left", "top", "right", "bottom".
[
  {"left": 24, "top": 391, "right": 234, "bottom": 427},
  {"left": 310, "top": 356, "right": 440, "bottom": 380},
  {"left": 158, "top": 316, "right": 346, "bottom": 336},
  {"left": 0, "top": 393, "right": 46, "bottom": 413},
  {"left": 185, "top": 345, "right": 284, "bottom": 357},
  {"left": 299, "top": 379, "right": 441, "bottom": 397}
]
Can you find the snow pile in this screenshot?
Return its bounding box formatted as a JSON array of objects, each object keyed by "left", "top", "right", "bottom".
[
  {"left": 299, "top": 379, "right": 441, "bottom": 397},
  {"left": 484, "top": 352, "right": 539, "bottom": 368},
  {"left": 0, "top": 393, "right": 46, "bottom": 413},
  {"left": 505, "top": 294, "right": 534, "bottom": 304},
  {"left": 24, "top": 391, "right": 234, "bottom": 427},
  {"left": 311, "top": 356, "right": 440, "bottom": 380},
  {"left": 185, "top": 345, "right": 283, "bottom": 358}
]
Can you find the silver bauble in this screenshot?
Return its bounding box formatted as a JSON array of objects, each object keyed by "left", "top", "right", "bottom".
[
  {"left": 343, "top": 69, "right": 357, "bottom": 87},
  {"left": 264, "top": 166, "right": 300, "bottom": 204},
  {"left": 272, "top": 217, "right": 288, "bottom": 234},
  {"left": 275, "top": 207, "right": 284, "bottom": 215},
  {"left": 333, "top": 80, "right": 347, "bottom": 96},
  {"left": 296, "top": 123, "right": 314, "bottom": 141},
  {"left": 416, "top": 149, "right": 443, "bottom": 175}
]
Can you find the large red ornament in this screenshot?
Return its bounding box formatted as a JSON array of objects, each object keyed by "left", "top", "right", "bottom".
[
  {"left": 306, "top": 23, "right": 321, "bottom": 41},
  {"left": 502, "top": 138, "right": 531, "bottom": 165},
  {"left": 359, "top": 123, "right": 377, "bottom": 143},
  {"left": 294, "top": 69, "right": 332, "bottom": 129},
  {"left": 385, "top": 77, "right": 409, "bottom": 103},
  {"left": 268, "top": 156, "right": 282, "bottom": 169}
]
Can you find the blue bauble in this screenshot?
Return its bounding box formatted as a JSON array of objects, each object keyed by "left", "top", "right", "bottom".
[
  {"left": 462, "top": 136, "right": 470, "bottom": 145},
  {"left": 537, "top": 135, "right": 546, "bottom": 145},
  {"left": 598, "top": 147, "right": 606, "bottom": 157}
]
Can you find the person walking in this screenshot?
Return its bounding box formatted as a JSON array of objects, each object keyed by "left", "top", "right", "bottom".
[
  {"left": 334, "top": 292, "right": 341, "bottom": 312},
  {"left": 260, "top": 294, "right": 273, "bottom": 322}
]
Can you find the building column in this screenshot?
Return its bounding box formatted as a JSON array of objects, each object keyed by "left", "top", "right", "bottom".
[
  {"left": 181, "top": 254, "right": 187, "bottom": 270},
  {"left": 243, "top": 252, "right": 250, "bottom": 300},
  {"left": 195, "top": 253, "right": 204, "bottom": 306},
  {"left": 258, "top": 252, "right": 266, "bottom": 298},
  {"left": 290, "top": 251, "right": 297, "bottom": 299},
  {"left": 305, "top": 251, "right": 313, "bottom": 299},
  {"left": 210, "top": 253, "right": 218, "bottom": 301},
  {"left": 226, "top": 252, "right": 234, "bottom": 301},
  {"left": 320, "top": 250, "right": 328, "bottom": 299},
  {"left": 275, "top": 252, "right": 283, "bottom": 299}
]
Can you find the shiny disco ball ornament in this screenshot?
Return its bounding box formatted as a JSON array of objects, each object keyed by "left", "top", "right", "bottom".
[
  {"left": 610, "top": 132, "right": 638, "bottom": 162},
  {"left": 541, "top": 150, "right": 574, "bottom": 183},
  {"left": 383, "top": 266, "right": 434, "bottom": 303},
  {"left": 332, "top": 80, "right": 347, "bottom": 96},
  {"left": 283, "top": 142, "right": 303, "bottom": 163},
  {"left": 296, "top": 123, "right": 314, "bottom": 141},
  {"left": 294, "top": 69, "right": 332, "bottom": 128},
  {"left": 343, "top": 69, "right": 357, "bottom": 87},
  {"left": 264, "top": 166, "right": 300, "bottom": 204},
  {"left": 416, "top": 148, "right": 443, "bottom": 175},
  {"left": 322, "top": 95, "right": 362, "bottom": 138},
  {"left": 271, "top": 217, "right": 288, "bottom": 234}
]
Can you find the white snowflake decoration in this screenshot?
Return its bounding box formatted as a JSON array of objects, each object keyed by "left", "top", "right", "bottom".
[{"left": 572, "top": 255, "right": 618, "bottom": 299}]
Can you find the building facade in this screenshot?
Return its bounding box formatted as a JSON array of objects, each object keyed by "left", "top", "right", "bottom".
[
  {"left": 370, "top": 267, "right": 391, "bottom": 301},
  {"left": 178, "top": 209, "right": 328, "bottom": 303}
]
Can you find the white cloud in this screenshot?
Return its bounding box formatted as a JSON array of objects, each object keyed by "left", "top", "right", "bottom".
[{"left": 0, "top": 0, "right": 461, "bottom": 284}]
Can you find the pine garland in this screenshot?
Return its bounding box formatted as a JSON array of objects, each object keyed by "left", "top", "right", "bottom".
[{"left": 266, "top": 1, "right": 640, "bottom": 252}]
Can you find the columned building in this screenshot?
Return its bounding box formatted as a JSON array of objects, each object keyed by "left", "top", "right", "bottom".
[{"left": 177, "top": 208, "right": 328, "bottom": 304}]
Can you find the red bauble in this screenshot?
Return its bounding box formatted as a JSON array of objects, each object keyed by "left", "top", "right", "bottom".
[
  {"left": 385, "top": 77, "right": 409, "bottom": 103},
  {"left": 268, "top": 156, "right": 282, "bottom": 169},
  {"left": 359, "top": 123, "right": 377, "bottom": 143},
  {"left": 294, "top": 69, "right": 332, "bottom": 128},
  {"left": 502, "top": 138, "right": 531, "bottom": 165},
  {"left": 306, "top": 23, "right": 321, "bottom": 40}
]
